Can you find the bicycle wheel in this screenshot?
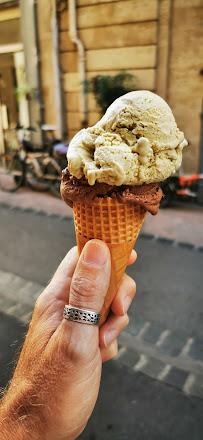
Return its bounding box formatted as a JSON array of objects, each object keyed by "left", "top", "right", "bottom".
[
  {"left": 0, "top": 153, "right": 24, "bottom": 191},
  {"left": 26, "top": 161, "right": 50, "bottom": 192},
  {"left": 44, "top": 162, "right": 62, "bottom": 198}
]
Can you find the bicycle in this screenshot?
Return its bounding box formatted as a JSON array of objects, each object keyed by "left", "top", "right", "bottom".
[{"left": 0, "top": 125, "right": 68, "bottom": 197}]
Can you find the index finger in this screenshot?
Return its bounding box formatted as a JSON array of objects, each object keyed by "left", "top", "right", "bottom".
[{"left": 127, "top": 249, "right": 137, "bottom": 266}]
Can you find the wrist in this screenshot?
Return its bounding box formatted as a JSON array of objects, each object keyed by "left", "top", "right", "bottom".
[
  {"left": 0, "top": 414, "right": 27, "bottom": 440},
  {"left": 0, "top": 391, "right": 44, "bottom": 440}
]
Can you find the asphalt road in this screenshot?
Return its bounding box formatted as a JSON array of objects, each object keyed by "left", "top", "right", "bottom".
[
  {"left": 0, "top": 311, "right": 202, "bottom": 440},
  {"left": 0, "top": 205, "right": 203, "bottom": 439},
  {"left": 0, "top": 206, "right": 202, "bottom": 337},
  {"left": 0, "top": 312, "right": 202, "bottom": 440}
]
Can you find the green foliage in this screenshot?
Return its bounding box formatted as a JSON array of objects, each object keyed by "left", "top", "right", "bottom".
[
  {"left": 83, "top": 71, "right": 138, "bottom": 114},
  {"left": 15, "top": 85, "right": 36, "bottom": 103}
]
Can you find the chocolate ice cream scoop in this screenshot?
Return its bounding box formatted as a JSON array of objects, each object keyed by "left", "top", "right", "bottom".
[{"left": 61, "top": 169, "right": 163, "bottom": 215}]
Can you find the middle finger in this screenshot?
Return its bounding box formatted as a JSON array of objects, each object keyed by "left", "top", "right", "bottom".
[{"left": 111, "top": 273, "right": 136, "bottom": 317}]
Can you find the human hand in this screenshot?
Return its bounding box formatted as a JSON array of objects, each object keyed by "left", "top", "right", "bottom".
[{"left": 0, "top": 240, "right": 136, "bottom": 440}]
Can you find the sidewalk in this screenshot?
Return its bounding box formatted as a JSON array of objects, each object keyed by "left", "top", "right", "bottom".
[{"left": 0, "top": 187, "right": 203, "bottom": 246}]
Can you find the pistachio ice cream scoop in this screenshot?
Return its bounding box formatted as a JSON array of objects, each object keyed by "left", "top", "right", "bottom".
[{"left": 67, "top": 90, "right": 187, "bottom": 186}]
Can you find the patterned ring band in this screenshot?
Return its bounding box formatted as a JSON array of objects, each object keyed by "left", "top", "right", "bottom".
[{"left": 63, "top": 305, "right": 101, "bottom": 325}]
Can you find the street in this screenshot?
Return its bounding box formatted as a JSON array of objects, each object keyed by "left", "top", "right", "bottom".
[{"left": 0, "top": 203, "right": 203, "bottom": 439}]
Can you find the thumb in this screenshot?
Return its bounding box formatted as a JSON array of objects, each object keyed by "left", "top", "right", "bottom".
[{"left": 69, "top": 239, "right": 111, "bottom": 314}]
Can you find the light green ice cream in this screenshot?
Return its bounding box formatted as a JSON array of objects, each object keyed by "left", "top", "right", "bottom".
[{"left": 67, "top": 91, "right": 187, "bottom": 186}]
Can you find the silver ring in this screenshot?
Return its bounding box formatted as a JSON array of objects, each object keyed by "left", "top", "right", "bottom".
[{"left": 63, "top": 305, "right": 101, "bottom": 325}]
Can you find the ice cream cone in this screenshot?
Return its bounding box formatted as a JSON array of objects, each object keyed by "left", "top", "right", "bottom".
[{"left": 73, "top": 197, "right": 146, "bottom": 326}]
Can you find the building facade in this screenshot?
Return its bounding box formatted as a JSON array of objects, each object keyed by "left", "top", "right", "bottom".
[{"left": 0, "top": 0, "right": 202, "bottom": 172}]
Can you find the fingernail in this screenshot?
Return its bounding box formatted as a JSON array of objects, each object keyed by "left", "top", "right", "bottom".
[
  {"left": 123, "top": 296, "right": 132, "bottom": 314},
  {"left": 104, "top": 330, "right": 118, "bottom": 347},
  {"left": 83, "top": 241, "right": 107, "bottom": 267}
]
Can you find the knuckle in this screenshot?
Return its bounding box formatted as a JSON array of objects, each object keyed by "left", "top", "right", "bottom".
[
  {"left": 111, "top": 340, "right": 118, "bottom": 359},
  {"left": 127, "top": 276, "right": 136, "bottom": 295},
  {"left": 60, "top": 321, "right": 96, "bottom": 364},
  {"left": 102, "top": 340, "right": 118, "bottom": 363},
  {"left": 125, "top": 314, "right": 130, "bottom": 327},
  {"left": 34, "top": 294, "right": 44, "bottom": 316},
  {"left": 69, "top": 338, "right": 94, "bottom": 364},
  {"left": 70, "top": 273, "right": 100, "bottom": 308}
]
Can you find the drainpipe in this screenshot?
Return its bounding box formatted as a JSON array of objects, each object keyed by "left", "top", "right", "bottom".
[
  {"left": 52, "top": 0, "right": 63, "bottom": 139},
  {"left": 69, "top": 0, "right": 87, "bottom": 127},
  {"left": 33, "top": 0, "right": 45, "bottom": 143},
  {"left": 198, "top": 99, "right": 203, "bottom": 204}
]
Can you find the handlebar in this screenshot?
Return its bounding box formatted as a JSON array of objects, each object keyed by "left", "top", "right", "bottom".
[{"left": 14, "top": 125, "right": 37, "bottom": 132}]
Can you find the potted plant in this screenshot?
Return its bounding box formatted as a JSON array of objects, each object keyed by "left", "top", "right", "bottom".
[
  {"left": 83, "top": 71, "right": 138, "bottom": 114},
  {"left": 15, "top": 85, "right": 36, "bottom": 102}
]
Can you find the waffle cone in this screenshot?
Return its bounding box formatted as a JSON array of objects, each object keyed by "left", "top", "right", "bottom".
[{"left": 73, "top": 197, "right": 146, "bottom": 326}]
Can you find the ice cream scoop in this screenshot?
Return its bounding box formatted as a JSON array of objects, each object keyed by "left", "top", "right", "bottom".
[
  {"left": 61, "top": 170, "right": 163, "bottom": 215},
  {"left": 67, "top": 90, "right": 187, "bottom": 187}
]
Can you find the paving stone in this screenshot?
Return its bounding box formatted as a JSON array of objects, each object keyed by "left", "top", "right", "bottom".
[
  {"left": 5, "top": 275, "right": 27, "bottom": 293},
  {"left": 159, "top": 329, "right": 188, "bottom": 357},
  {"left": 12, "top": 205, "right": 23, "bottom": 212},
  {"left": 139, "top": 233, "right": 154, "bottom": 240},
  {"left": 188, "top": 339, "right": 203, "bottom": 362},
  {"left": 163, "top": 367, "right": 188, "bottom": 389},
  {"left": 117, "top": 348, "right": 140, "bottom": 368},
  {"left": 0, "top": 295, "right": 17, "bottom": 311},
  {"left": 188, "top": 374, "right": 203, "bottom": 399},
  {"left": 22, "top": 207, "right": 35, "bottom": 213},
  {"left": 0, "top": 311, "right": 27, "bottom": 389},
  {"left": 14, "top": 280, "right": 44, "bottom": 303},
  {"left": 137, "top": 356, "right": 166, "bottom": 380},
  {"left": 126, "top": 315, "right": 146, "bottom": 336},
  {"left": 47, "top": 213, "right": 60, "bottom": 219},
  {"left": 156, "top": 237, "right": 174, "bottom": 245},
  {"left": 6, "top": 302, "right": 34, "bottom": 320},
  {"left": 178, "top": 242, "right": 195, "bottom": 250},
  {"left": 0, "top": 271, "right": 16, "bottom": 288},
  {"left": 34, "top": 210, "right": 47, "bottom": 216},
  {"left": 20, "top": 311, "right": 33, "bottom": 324},
  {"left": 0, "top": 202, "right": 10, "bottom": 209},
  {"left": 143, "top": 321, "right": 166, "bottom": 344}
]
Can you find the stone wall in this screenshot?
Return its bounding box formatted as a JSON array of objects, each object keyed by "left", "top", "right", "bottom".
[
  {"left": 58, "top": 0, "right": 158, "bottom": 140},
  {"left": 37, "top": 0, "right": 203, "bottom": 172},
  {"left": 167, "top": 0, "right": 203, "bottom": 173}
]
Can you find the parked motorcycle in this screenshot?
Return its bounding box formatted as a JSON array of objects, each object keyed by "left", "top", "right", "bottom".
[{"left": 160, "top": 173, "right": 203, "bottom": 207}]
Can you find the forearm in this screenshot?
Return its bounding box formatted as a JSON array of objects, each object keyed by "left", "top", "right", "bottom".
[
  {"left": 0, "top": 391, "right": 45, "bottom": 440},
  {"left": 0, "top": 412, "right": 30, "bottom": 440}
]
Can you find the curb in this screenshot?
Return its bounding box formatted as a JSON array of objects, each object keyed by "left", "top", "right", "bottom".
[{"left": 114, "top": 344, "right": 203, "bottom": 400}]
